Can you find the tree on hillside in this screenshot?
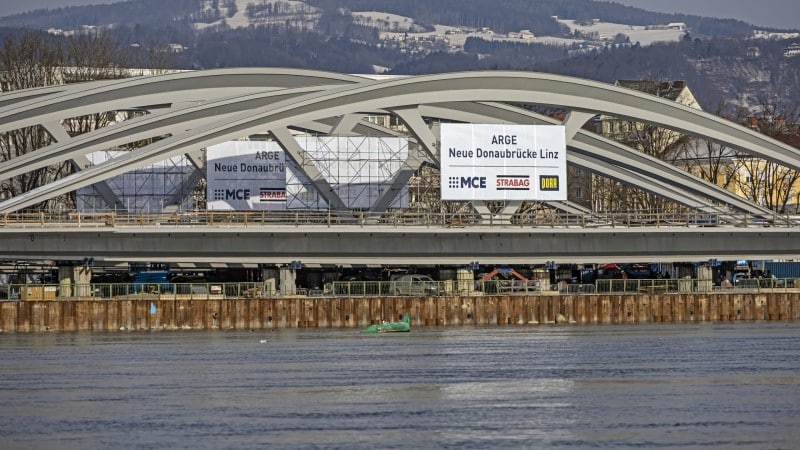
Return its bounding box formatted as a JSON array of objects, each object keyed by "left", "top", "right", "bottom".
[{"left": 64, "top": 31, "right": 126, "bottom": 82}]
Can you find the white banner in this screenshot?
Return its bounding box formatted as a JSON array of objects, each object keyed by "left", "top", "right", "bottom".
[
  {"left": 206, "top": 141, "right": 286, "bottom": 211},
  {"left": 440, "top": 124, "right": 567, "bottom": 201}
]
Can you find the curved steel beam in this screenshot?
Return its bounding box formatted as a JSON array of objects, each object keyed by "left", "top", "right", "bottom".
[
  {"left": 0, "top": 68, "right": 369, "bottom": 134},
  {"left": 2, "top": 70, "right": 797, "bottom": 214},
  {"left": 418, "top": 102, "right": 772, "bottom": 215},
  {"left": 0, "top": 86, "right": 347, "bottom": 181}
]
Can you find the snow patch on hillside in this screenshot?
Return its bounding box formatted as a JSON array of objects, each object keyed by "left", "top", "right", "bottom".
[
  {"left": 352, "top": 11, "right": 426, "bottom": 32},
  {"left": 558, "top": 19, "right": 685, "bottom": 46},
  {"left": 194, "top": 0, "right": 321, "bottom": 30}
]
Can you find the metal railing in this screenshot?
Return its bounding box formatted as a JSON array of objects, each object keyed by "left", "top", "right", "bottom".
[
  {"left": 0, "top": 281, "right": 274, "bottom": 301},
  {"left": 594, "top": 277, "right": 800, "bottom": 294},
  {"left": 2, "top": 277, "right": 797, "bottom": 301},
  {"left": 330, "top": 279, "right": 554, "bottom": 296},
  {"left": 1, "top": 210, "right": 798, "bottom": 230},
  {"left": 0, "top": 279, "right": 563, "bottom": 300}
]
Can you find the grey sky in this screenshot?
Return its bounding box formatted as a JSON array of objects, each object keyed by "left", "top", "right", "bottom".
[
  {"left": 1, "top": 0, "right": 798, "bottom": 30},
  {"left": 3, "top": 0, "right": 123, "bottom": 16},
  {"left": 611, "top": 0, "right": 798, "bottom": 30}
]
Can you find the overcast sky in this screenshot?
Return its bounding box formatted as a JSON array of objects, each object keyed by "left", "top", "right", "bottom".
[
  {"left": 3, "top": 0, "right": 123, "bottom": 16},
  {"left": 611, "top": 0, "right": 798, "bottom": 30},
  {"left": 2, "top": 0, "right": 798, "bottom": 30}
]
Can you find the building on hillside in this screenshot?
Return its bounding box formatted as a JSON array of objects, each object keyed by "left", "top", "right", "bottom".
[
  {"left": 753, "top": 30, "right": 800, "bottom": 40},
  {"left": 783, "top": 43, "right": 800, "bottom": 58},
  {"left": 508, "top": 29, "right": 535, "bottom": 40},
  {"left": 647, "top": 23, "right": 686, "bottom": 31}
]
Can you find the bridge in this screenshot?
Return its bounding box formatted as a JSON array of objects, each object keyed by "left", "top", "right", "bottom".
[
  {"left": 1, "top": 210, "right": 798, "bottom": 266},
  {"left": 1, "top": 69, "right": 800, "bottom": 268}
]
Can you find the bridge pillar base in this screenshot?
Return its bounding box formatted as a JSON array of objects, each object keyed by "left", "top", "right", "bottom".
[
  {"left": 279, "top": 267, "right": 297, "bottom": 296},
  {"left": 58, "top": 264, "right": 92, "bottom": 298},
  {"left": 456, "top": 269, "right": 475, "bottom": 295}
]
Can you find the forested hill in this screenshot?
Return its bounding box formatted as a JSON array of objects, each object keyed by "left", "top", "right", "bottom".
[
  {"left": 0, "top": 0, "right": 763, "bottom": 36},
  {"left": 1, "top": 0, "right": 798, "bottom": 109},
  {"left": 0, "top": 0, "right": 200, "bottom": 28},
  {"left": 305, "top": 0, "right": 756, "bottom": 36}
]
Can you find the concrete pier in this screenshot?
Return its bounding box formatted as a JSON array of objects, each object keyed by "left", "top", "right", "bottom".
[{"left": 1, "top": 293, "right": 798, "bottom": 332}]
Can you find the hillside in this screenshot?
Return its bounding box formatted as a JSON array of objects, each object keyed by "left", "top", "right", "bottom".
[
  {"left": 0, "top": 0, "right": 798, "bottom": 110},
  {"left": 0, "top": 0, "right": 762, "bottom": 36}
]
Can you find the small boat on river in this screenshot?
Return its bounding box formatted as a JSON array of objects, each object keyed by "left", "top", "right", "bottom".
[{"left": 362, "top": 313, "right": 410, "bottom": 333}]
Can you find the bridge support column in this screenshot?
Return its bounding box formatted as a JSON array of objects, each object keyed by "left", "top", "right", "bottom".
[
  {"left": 456, "top": 269, "right": 475, "bottom": 295},
  {"left": 697, "top": 265, "right": 713, "bottom": 292},
  {"left": 58, "top": 264, "right": 92, "bottom": 298},
  {"left": 58, "top": 266, "right": 72, "bottom": 298},
  {"left": 74, "top": 266, "right": 92, "bottom": 297},
  {"left": 279, "top": 267, "right": 297, "bottom": 296},
  {"left": 532, "top": 269, "right": 551, "bottom": 292},
  {"left": 261, "top": 267, "right": 279, "bottom": 296}
]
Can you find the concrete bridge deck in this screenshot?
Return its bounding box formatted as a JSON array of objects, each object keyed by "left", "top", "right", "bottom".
[{"left": 1, "top": 210, "right": 799, "bottom": 265}]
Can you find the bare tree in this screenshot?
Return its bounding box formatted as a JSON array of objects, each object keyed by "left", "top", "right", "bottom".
[
  {"left": 732, "top": 99, "right": 800, "bottom": 213},
  {"left": 0, "top": 31, "right": 66, "bottom": 210},
  {"left": 63, "top": 30, "right": 125, "bottom": 83},
  {"left": 127, "top": 41, "right": 175, "bottom": 76},
  {"left": 592, "top": 115, "right": 689, "bottom": 214},
  {"left": 676, "top": 101, "right": 743, "bottom": 209},
  {"left": 0, "top": 30, "right": 64, "bottom": 91},
  {"left": 588, "top": 79, "right": 693, "bottom": 216},
  {"left": 0, "top": 30, "right": 131, "bottom": 212}
]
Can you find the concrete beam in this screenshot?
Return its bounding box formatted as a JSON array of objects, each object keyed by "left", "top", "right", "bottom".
[{"left": 4, "top": 226, "right": 800, "bottom": 265}]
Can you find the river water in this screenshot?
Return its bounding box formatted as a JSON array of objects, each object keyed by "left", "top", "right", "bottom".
[{"left": 1, "top": 323, "right": 799, "bottom": 449}]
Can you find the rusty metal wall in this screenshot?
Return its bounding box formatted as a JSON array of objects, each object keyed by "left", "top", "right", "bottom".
[{"left": 1, "top": 294, "right": 799, "bottom": 333}]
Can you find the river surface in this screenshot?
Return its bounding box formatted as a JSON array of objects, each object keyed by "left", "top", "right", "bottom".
[{"left": 1, "top": 323, "right": 799, "bottom": 449}]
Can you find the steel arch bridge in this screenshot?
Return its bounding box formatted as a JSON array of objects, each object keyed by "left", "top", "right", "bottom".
[
  {"left": 2, "top": 68, "right": 800, "bottom": 265},
  {"left": 2, "top": 68, "right": 799, "bottom": 215}
]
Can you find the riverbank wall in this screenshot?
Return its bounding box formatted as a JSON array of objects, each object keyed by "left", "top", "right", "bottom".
[{"left": 2, "top": 293, "right": 799, "bottom": 332}]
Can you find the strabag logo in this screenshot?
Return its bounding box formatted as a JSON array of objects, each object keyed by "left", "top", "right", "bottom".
[
  {"left": 539, "top": 175, "right": 560, "bottom": 191},
  {"left": 496, "top": 175, "right": 530, "bottom": 191},
  {"left": 259, "top": 188, "right": 287, "bottom": 202}
]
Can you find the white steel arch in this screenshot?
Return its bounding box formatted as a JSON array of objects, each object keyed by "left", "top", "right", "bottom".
[{"left": 1, "top": 69, "right": 797, "bottom": 215}]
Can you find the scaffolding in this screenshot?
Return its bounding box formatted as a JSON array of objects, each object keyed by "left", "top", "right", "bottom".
[
  {"left": 77, "top": 134, "right": 411, "bottom": 213},
  {"left": 287, "top": 135, "right": 409, "bottom": 209},
  {"left": 76, "top": 150, "right": 197, "bottom": 213}
]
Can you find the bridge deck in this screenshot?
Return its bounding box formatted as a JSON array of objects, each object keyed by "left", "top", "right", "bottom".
[{"left": 2, "top": 211, "right": 798, "bottom": 265}]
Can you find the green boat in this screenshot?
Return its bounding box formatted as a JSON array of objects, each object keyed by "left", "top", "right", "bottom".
[{"left": 362, "top": 313, "right": 410, "bottom": 333}]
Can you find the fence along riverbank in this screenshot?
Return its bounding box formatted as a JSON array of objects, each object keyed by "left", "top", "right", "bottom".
[{"left": 1, "top": 293, "right": 798, "bottom": 332}]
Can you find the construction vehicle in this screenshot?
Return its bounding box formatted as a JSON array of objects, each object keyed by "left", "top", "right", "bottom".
[{"left": 479, "top": 267, "right": 536, "bottom": 293}]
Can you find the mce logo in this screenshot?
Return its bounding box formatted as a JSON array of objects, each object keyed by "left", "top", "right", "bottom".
[
  {"left": 213, "top": 188, "right": 251, "bottom": 200},
  {"left": 448, "top": 176, "right": 487, "bottom": 189}
]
